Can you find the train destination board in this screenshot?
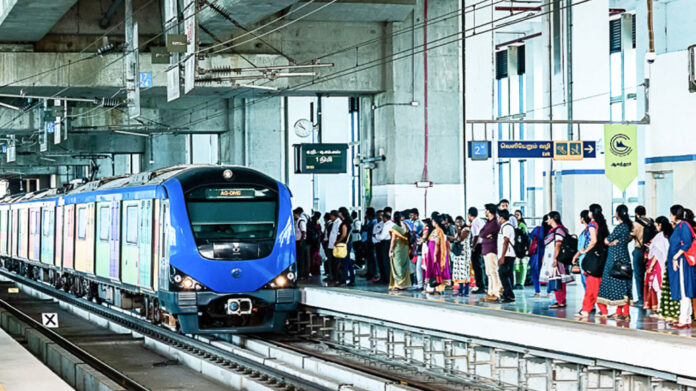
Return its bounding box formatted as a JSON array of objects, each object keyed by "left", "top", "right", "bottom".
[{"left": 294, "top": 143, "right": 349, "bottom": 174}]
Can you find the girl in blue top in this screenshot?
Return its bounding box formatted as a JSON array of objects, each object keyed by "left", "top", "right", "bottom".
[{"left": 667, "top": 205, "right": 696, "bottom": 329}]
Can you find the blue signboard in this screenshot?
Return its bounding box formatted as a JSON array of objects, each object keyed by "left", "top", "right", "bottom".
[
  {"left": 467, "top": 141, "right": 491, "bottom": 160},
  {"left": 45, "top": 121, "right": 55, "bottom": 134},
  {"left": 1, "top": 145, "right": 6, "bottom": 153},
  {"left": 497, "top": 140, "right": 596, "bottom": 159},
  {"left": 139, "top": 72, "right": 153, "bottom": 88}
]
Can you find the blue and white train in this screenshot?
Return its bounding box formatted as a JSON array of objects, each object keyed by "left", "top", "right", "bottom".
[{"left": 0, "top": 165, "right": 298, "bottom": 334}]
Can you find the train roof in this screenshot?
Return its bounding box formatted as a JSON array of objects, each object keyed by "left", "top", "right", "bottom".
[{"left": 0, "top": 165, "right": 282, "bottom": 205}]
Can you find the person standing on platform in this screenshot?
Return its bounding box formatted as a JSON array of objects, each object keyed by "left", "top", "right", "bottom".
[
  {"left": 326, "top": 210, "right": 342, "bottom": 285},
  {"left": 376, "top": 211, "right": 394, "bottom": 284},
  {"left": 479, "top": 204, "right": 501, "bottom": 302},
  {"left": 418, "top": 218, "right": 433, "bottom": 291},
  {"left": 322, "top": 213, "right": 332, "bottom": 277},
  {"left": 513, "top": 210, "right": 529, "bottom": 289},
  {"left": 498, "top": 199, "right": 518, "bottom": 227},
  {"left": 468, "top": 207, "right": 487, "bottom": 294},
  {"left": 405, "top": 209, "right": 424, "bottom": 287},
  {"left": 350, "top": 211, "right": 363, "bottom": 267},
  {"left": 497, "top": 209, "right": 517, "bottom": 303},
  {"left": 371, "top": 210, "right": 384, "bottom": 282},
  {"left": 361, "top": 208, "right": 377, "bottom": 281},
  {"left": 631, "top": 206, "right": 654, "bottom": 307},
  {"left": 576, "top": 210, "right": 592, "bottom": 289},
  {"left": 293, "top": 208, "right": 309, "bottom": 281},
  {"left": 388, "top": 211, "right": 412, "bottom": 291},
  {"left": 423, "top": 215, "right": 451, "bottom": 294},
  {"left": 308, "top": 212, "right": 323, "bottom": 277},
  {"left": 597, "top": 205, "right": 634, "bottom": 320},
  {"left": 451, "top": 216, "right": 471, "bottom": 296},
  {"left": 573, "top": 204, "right": 609, "bottom": 319},
  {"left": 666, "top": 205, "right": 696, "bottom": 328},
  {"left": 645, "top": 216, "right": 671, "bottom": 316},
  {"left": 541, "top": 211, "right": 574, "bottom": 308},
  {"left": 338, "top": 207, "right": 355, "bottom": 286},
  {"left": 528, "top": 215, "right": 549, "bottom": 297}
]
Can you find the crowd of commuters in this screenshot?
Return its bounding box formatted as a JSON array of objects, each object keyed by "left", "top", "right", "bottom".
[{"left": 293, "top": 200, "right": 696, "bottom": 329}]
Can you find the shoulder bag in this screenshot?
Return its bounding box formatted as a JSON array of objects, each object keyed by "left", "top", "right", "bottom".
[{"left": 581, "top": 243, "right": 607, "bottom": 277}]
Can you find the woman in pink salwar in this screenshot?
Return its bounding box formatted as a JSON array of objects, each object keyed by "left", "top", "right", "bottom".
[
  {"left": 423, "top": 215, "right": 451, "bottom": 294},
  {"left": 644, "top": 216, "right": 671, "bottom": 316}
]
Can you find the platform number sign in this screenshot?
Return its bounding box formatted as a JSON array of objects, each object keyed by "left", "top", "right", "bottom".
[
  {"left": 42, "top": 313, "right": 59, "bottom": 328},
  {"left": 139, "top": 72, "right": 153, "bottom": 88},
  {"left": 468, "top": 141, "right": 491, "bottom": 161}
]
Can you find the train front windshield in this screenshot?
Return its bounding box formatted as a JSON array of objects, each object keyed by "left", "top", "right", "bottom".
[{"left": 186, "top": 187, "right": 278, "bottom": 244}]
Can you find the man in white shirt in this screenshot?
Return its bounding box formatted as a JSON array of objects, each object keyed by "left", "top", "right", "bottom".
[
  {"left": 468, "top": 207, "right": 487, "bottom": 294},
  {"left": 375, "top": 211, "right": 393, "bottom": 284},
  {"left": 497, "top": 209, "right": 517, "bottom": 303},
  {"left": 325, "top": 211, "right": 342, "bottom": 285},
  {"left": 370, "top": 210, "right": 384, "bottom": 282},
  {"left": 293, "top": 208, "right": 309, "bottom": 280}
]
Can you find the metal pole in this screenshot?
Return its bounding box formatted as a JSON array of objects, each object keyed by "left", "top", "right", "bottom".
[{"left": 461, "top": 0, "right": 467, "bottom": 212}]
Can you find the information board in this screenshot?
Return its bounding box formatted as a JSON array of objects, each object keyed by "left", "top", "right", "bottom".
[{"left": 294, "top": 143, "right": 348, "bottom": 174}]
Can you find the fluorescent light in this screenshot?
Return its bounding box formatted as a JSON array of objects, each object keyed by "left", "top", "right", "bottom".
[
  {"left": 114, "top": 130, "right": 149, "bottom": 137},
  {"left": 0, "top": 101, "right": 20, "bottom": 111},
  {"left": 237, "top": 84, "right": 279, "bottom": 91}
]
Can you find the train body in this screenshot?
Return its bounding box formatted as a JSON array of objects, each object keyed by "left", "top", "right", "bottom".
[{"left": 0, "top": 165, "right": 298, "bottom": 334}]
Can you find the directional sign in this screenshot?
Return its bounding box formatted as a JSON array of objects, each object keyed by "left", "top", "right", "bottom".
[
  {"left": 467, "top": 141, "right": 491, "bottom": 160},
  {"left": 139, "top": 72, "right": 153, "bottom": 88},
  {"left": 42, "top": 313, "right": 59, "bottom": 328},
  {"left": 45, "top": 121, "right": 55, "bottom": 133},
  {"left": 497, "top": 140, "right": 596, "bottom": 159}
]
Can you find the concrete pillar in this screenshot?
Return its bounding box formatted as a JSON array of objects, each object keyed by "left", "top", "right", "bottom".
[
  {"left": 245, "top": 97, "right": 283, "bottom": 180},
  {"left": 219, "top": 98, "right": 245, "bottom": 166},
  {"left": 371, "top": 0, "right": 464, "bottom": 216}
]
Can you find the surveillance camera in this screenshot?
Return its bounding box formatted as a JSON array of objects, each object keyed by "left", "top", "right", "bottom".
[{"left": 646, "top": 52, "right": 656, "bottom": 64}]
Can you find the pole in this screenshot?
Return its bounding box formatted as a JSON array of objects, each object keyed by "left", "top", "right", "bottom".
[{"left": 461, "top": 0, "right": 467, "bottom": 213}]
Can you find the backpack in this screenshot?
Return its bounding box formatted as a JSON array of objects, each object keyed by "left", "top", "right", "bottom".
[
  {"left": 513, "top": 227, "right": 530, "bottom": 258},
  {"left": 557, "top": 227, "right": 578, "bottom": 266},
  {"left": 637, "top": 217, "right": 656, "bottom": 249}
]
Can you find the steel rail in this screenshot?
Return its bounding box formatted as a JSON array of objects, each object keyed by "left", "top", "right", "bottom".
[
  {"left": 0, "top": 268, "right": 328, "bottom": 391},
  {"left": 0, "top": 296, "right": 150, "bottom": 391}
]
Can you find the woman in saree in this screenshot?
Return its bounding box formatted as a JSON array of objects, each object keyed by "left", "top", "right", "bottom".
[
  {"left": 423, "top": 215, "right": 452, "bottom": 294},
  {"left": 389, "top": 211, "right": 412, "bottom": 290},
  {"left": 645, "top": 216, "right": 671, "bottom": 315}
]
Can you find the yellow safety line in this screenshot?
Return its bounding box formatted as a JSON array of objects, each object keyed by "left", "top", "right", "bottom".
[{"left": 318, "top": 287, "right": 696, "bottom": 341}]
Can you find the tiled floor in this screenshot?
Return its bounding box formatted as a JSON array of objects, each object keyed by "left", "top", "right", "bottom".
[{"left": 302, "top": 274, "right": 696, "bottom": 338}]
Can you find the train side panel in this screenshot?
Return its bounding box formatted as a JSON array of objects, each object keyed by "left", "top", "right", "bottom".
[
  {"left": 55, "top": 206, "right": 63, "bottom": 268},
  {"left": 138, "top": 199, "right": 153, "bottom": 289},
  {"left": 74, "top": 203, "right": 95, "bottom": 274},
  {"left": 40, "top": 207, "right": 55, "bottom": 265},
  {"left": 18, "top": 208, "right": 28, "bottom": 259},
  {"left": 95, "top": 202, "right": 111, "bottom": 278},
  {"left": 63, "top": 205, "right": 75, "bottom": 269},
  {"left": 121, "top": 200, "right": 140, "bottom": 286}
]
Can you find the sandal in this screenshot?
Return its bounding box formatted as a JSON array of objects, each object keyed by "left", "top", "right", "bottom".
[
  {"left": 574, "top": 311, "right": 589, "bottom": 319},
  {"left": 549, "top": 303, "right": 566, "bottom": 309},
  {"left": 607, "top": 313, "right": 620, "bottom": 320}
]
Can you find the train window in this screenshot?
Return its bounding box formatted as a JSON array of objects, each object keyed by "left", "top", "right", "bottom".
[
  {"left": 42, "top": 210, "right": 50, "bottom": 237},
  {"left": 77, "top": 207, "right": 87, "bottom": 240},
  {"left": 99, "top": 206, "right": 110, "bottom": 241},
  {"left": 30, "top": 210, "right": 39, "bottom": 235},
  {"left": 125, "top": 205, "right": 138, "bottom": 244},
  {"left": 186, "top": 200, "right": 276, "bottom": 243}
]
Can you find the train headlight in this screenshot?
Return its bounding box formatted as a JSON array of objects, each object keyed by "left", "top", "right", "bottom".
[
  {"left": 173, "top": 274, "right": 183, "bottom": 283},
  {"left": 169, "top": 266, "right": 209, "bottom": 291},
  {"left": 263, "top": 266, "right": 297, "bottom": 289},
  {"left": 222, "top": 169, "right": 234, "bottom": 180},
  {"left": 182, "top": 277, "right": 194, "bottom": 290}
]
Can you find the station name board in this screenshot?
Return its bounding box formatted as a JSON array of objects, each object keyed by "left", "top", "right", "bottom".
[{"left": 294, "top": 143, "right": 349, "bottom": 174}]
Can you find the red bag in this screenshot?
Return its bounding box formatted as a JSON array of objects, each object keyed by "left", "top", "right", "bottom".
[{"left": 680, "top": 222, "right": 696, "bottom": 267}]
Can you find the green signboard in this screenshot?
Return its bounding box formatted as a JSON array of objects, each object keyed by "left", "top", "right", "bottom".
[{"left": 294, "top": 143, "right": 348, "bottom": 174}]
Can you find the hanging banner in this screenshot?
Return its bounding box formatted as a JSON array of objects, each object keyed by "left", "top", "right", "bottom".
[{"left": 604, "top": 124, "right": 638, "bottom": 191}]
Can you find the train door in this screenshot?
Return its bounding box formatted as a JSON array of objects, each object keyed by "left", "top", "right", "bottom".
[
  {"left": 40, "top": 207, "right": 55, "bottom": 265},
  {"left": 138, "top": 199, "right": 153, "bottom": 288},
  {"left": 157, "top": 200, "right": 170, "bottom": 291},
  {"left": 18, "top": 208, "right": 28, "bottom": 259},
  {"left": 95, "top": 202, "right": 111, "bottom": 278},
  {"left": 0, "top": 208, "right": 7, "bottom": 256},
  {"left": 74, "top": 203, "right": 95, "bottom": 275},
  {"left": 109, "top": 201, "right": 121, "bottom": 280},
  {"left": 55, "top": 206, "right": 63, "bottom": 268},
  {"left": 11, "top": 209, "right": 18, "bottom": 258},
  {"left": 28, "top": 208, "right": 41, "bottom": 262},
  {"left": 121, "top": 200, "right": 140, "bottom": 286},
  {"left": 63, "top": 204, "right": 75, "bottom": 269}
]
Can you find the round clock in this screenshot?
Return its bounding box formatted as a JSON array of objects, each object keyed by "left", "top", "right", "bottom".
[{"left": 293, "top": 119, "right": 314, "bottom": 138}]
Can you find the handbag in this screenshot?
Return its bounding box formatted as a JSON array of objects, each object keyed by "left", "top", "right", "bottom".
[
  {"left": 610, "top": 260, "right": 632, "bottom": 280},
  {"left": 547, "top": 269, "right": 562, "bottom": 292},
  {"left": 581, "top": 244, "right": 607, "bottom": 277},
  {"left": 679, "top": 222, "right": 696, "bottom": 267},
  {"left": 332, "top": 243, "right": 348, "bottom": 259}
]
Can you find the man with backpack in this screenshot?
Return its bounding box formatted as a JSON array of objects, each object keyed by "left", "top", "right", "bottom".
[{"left": 631, "top": 205, "right": 655, "bottom": 307}]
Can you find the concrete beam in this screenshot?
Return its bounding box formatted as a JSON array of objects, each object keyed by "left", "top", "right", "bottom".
[
  {"left": 0, "top": 0, "right": 79, "bottom": 42},
  {"left": 197, "top": 0, "right": 297, "bottom": 42},
  {"left": 288, "top": 0, "right": 415, "bottom": 22}
]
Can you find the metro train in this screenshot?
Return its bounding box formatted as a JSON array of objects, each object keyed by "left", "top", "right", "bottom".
[{"left": 0, "top": 165, "right": 298, "bottom": 334}]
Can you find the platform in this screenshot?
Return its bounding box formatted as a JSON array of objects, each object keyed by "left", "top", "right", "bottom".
[
  {"left": 301, "top": 281, "right": 696, "bottom": 380},
  {"left": 0, "top": 327, "right": 73, "bottom": 391}
]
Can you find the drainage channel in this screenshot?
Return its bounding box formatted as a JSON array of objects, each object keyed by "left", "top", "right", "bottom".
[
  {"left": 288, "top": 309, "right": 696, "bottom": 391},
  {"left": 0, "top": 270, "right": 424, "bottom": 391}
]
